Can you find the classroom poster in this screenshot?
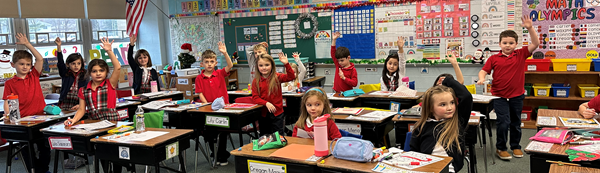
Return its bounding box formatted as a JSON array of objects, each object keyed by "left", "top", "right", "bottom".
[
  {"left": 374, "top": 6, "right": 417, "bottom": 60},
  {"left": 169, "top": 17, "right": 219, "bottom": 62},
  {"left": 314, "top": 30, "right": 332, "bottom": 59},
  {"left": 418, "top": 39, "right": 441, "bottom": 59},
  {"left": 523, "top": 0, "right": 600, "bottom": 59},
  {"left": 333, "top": 5, "right": 376, "bottom": 59},
  {"left": 415, "top": 0, "right": 470, "bottom": 39},
  {"left": 446, "top": 38, "right": 464, "bottom": 59}
]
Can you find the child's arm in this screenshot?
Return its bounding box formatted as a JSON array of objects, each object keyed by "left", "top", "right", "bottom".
[
  {"left": 409, "top": 129, "right": 436, "bottom": 154},
  {"left": 100, "top": 38, "right": 121, "bottom": 88},
  {"left": 292, "top": 125, "right": 298, "bottom": 137},
  {"left": 55, "top": 37, "right": 67, "bottom": 77},
  {"left": 15, "top": 33, "right": 43, "bottom": 73},
  {"left": 194, "top": 77, "right": 209, "bottom": 103},
  {"left": 578, "top": 102, "right": 597, "bottom": 118},
  {"left": 65, "top": 98, "right": 86, "bottom": 125},
  {"left": 198, "top": 93, "right": 208, "bottom": 103},
  {"left": 522, "top": 16, "right": 540, "bottom": 53},
  {"left": 397, "top": 36, "right": 406, "bottom": 78},
  {"left": 277, "top": 52, "right": 296, "bottom": 82},
  {"left": 331, "top": 32, "right": 340, "bottom": 66},
  {"left": 477, "top": 70, "right": 488, "bottom": 85},
  {"left": 218, "top": 42, "right": 234, "bottom": 73},
  {"left": 251, "top": 80, "right": 276, "bottom": 113},
  {"left": 342, "top": 69, "right": 358, "bottom": 87},
  {"left": 442, "top": 77, "right": 473, "bottom": 129},
  {"left": 447, "top": 51, "right": 464, "bottom": 84},
  {"left": 128, "top": 35, "right": 139, "bottom": 70},
  {"left": 293, "top": 52, "right": 306, "bottom": 86},
  {"left": 3, "top": 100, "right": 8, "bottom": 117}
]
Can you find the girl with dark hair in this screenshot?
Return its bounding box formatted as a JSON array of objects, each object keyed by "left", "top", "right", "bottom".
[
  {"left": 128, "top": 34, "right": 160, "bottom": 94},
  {"left": 55, "top": 37, "right": 89, "bottom": 110},
  {"left": 381, "top": 36, "right": 406, "bottom": 91}
]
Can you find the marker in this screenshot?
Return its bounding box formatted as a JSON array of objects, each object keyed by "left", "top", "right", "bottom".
[
  {"left": 392, "top": 162, "right": 420, "bottom": 166},
  {"left": 571, "top": 141, "right": 600, "bottom": 145},
  {"left": 66, "top": 117, "right": 72, "bottom": 126}
]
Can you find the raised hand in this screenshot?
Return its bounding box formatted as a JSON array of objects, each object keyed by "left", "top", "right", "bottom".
[
  {"left": 129, "top": 34, "right": 137, "bottom": 46},
  {"left": 332, "top": 32, "right": 341, "bottom": 40},
  {"left": 446, "top": 51, "right": 457, "bottom": 64},
  {"left": 15, "top": 33, "right": 30, "bottom": 45},
  {"left": 292, "top": 52, "right": 301, "bottom": 59},
  {"left": 55, "top": 37, "right": 62, "bottom": 46},
  {"left": 100, "top": 37, "right": 114, "bottom": 51},
  {"left": 218, "top": 42, "right": 227, "bottom": 54},
  {"left": 521, "top": 15, "right": 533, "bottom": 29},
  {"left": 260, "top": 42, "right": 269, "bottom": 48},
  {"left": 278, "top": 52, "right": 289, "bottom": 64},
  {"left": 397, "top": 36, "right": 405, "bottom": 48}
]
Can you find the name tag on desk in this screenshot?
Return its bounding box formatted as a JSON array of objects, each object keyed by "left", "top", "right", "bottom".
[
  {"left": 206, "top": 115, "right": 230, "bottom": 128},
  {"left": 248, "top": 160, "right": 287, "bottom": 173},
  {"left": 48, "top": 137, "right": 73, "bottom": 150},
  {"left": 118, "top": 108, "right": 129, "bottom": 120}
]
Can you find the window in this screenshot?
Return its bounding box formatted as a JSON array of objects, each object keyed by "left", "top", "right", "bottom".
[
  {"left": 0, "top": 18, "right": 13, "bottom": 46},
  {"left": 27, "top": 18, "right": 81, "bottom": 44},
  {"left": 91, "top": 19, "right": 128, "bottom": 40}
]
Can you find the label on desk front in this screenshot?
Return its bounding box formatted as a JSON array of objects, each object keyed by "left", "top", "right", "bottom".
[
  {"left": 117, "top": 108, "right": 128, "bottom": 120},
  {"left": 119, "top": 146, "right": 130, "bottom": 160},
  {"left": 248, "top": 160, "right": 286, "bottom": 173},
  {"left": 206, "top": 115, "right": 230, "bottom": 128},
  {"left": 48, "top": 137, "right": 72, "bottom": 150},
  {"left": 166, "top": 141, "right": 179, "bottom": 160},
  {"left": 336, "top": 123, "right": 361, "bottom": 135},
  {"left": 527, "top": 65, "right": 536, "bottom": 71}
]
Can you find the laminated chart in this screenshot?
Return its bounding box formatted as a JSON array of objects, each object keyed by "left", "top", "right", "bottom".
[
  {"left": 333, "top": 5, "right": 376, "bottom": 59},
  {"left": 375, "top": 6, "right": 417, "bottom": 59}
]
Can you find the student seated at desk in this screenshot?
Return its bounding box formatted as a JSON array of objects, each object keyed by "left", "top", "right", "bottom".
[
  {"left": 578, "top": 94, "right": 600, "bottom": 118},
  {"left": 292, "top": 88, "right": 342, "bottom": 140},
  {"left": 410, "top": 76, "right": 472, "bottom": 173},
  {"left": 194, "top": 42, "right": 234, "bottom": 166}
]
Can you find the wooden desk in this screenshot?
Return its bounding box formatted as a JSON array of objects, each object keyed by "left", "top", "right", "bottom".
[
  {"left": 116, "top": 101, "right": 141, "bottom": 122},
  {"left": 549, "top": 163, "right": 600, "bottom": 172},
  {"left": 227, "top": 90, "right": 252, "bottom": 103},
  {"left": 302, "top": 76, "right": 325, "bottom": 87},
  {"left": 332, "top": 110, "right": 396, "bottom": 148},
  {"left": 52, "top": 84, "right": 62, "bottom": 93},
  {"left": 536, "top": 109, "right": 585, "bottom": 128},
  {"left": 358, "top": 91, "right": 423, "bottom": 110},
  {"left": 91, "top": 128, "right": 193, "bottom": 173},
  {"left": 230, "top": 137, "right": 322, "bottom": 173},
  {"left": 328, "top": 94, "right": 360, "bottom": 108},
  {"left": 41, "top": 120, "right": 130, "bottom": 173},
  {"left": 318, "top": 153, "right": 453, "bottom": 173},
  {"left": 525, "top": 140, "right": 600, "bottom": 173},
  {"left": 124, "top": 91, "right": 184, "bottom": 104},
  {"left": 1, "top": 111, "right": 74, "bottom": 173}
]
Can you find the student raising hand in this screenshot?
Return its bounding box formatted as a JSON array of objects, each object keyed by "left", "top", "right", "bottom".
[
  {"left": 338, "top": 68, "right": 345, "bottom": 80},
  {"left": 130, "top": 34, "right": 137, "bottom": 46},
  {"left": 397, "top": 36, "right": 405, "bottom": 51},
  {"left": 278, "top": 52, "right": 288, "bottom": 64}
]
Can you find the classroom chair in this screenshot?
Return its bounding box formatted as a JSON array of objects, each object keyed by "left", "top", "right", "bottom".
[
  {"left": 133, "top": 110, "right": 185, "bottom": 173},
  {"left": 403, "top": 132, "right": 412, "bottom": 152},
  {"left": 339, "top": 129, "right": 362, "bottom": 139},
  {"left": 116, "top": 88, "right": 133, "bottom": 98}
]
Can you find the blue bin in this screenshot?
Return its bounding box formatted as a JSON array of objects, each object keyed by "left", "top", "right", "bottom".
[
  {"left": 594, "top": 59, "right": 600, "bottom": 71},
  {"left": 551, "top": 83, "right": 571, "bottom": 98},
  {"left": 409, "top": 81, "right": 415, "bottom": 90}
]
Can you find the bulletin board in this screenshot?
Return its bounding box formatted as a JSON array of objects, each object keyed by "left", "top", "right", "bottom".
[
  {"left": 223, "top": 12, "right": 332, "bottom": 64},
  {"left": 415, "top": 0, "right": 471, "bottom": 39},
  {"left": 333, "top": 5, "right": 376, "bottom": 59},
  {"left": 523, "top": 0, "right": 600, "bottom": 59},
  {"left": 169, "top": 16, "right": 220, "bottom": 61},
  {"left": 374, "top": 6, "right": 418, "bottom": 60}
]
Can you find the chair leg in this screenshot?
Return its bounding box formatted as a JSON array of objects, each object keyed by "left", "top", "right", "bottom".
[
  {"left": 228, "top": 134, "right": 235, "bottom": 149},
  {"left": 464, "top": 155, "right": 472, "bottom": 173}
]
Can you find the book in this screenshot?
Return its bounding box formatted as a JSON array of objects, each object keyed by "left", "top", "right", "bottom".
[
  {"left": 559, "top": 117, "right": 600, "bottom": 128},
  {"left": 332, "top": 108, "right": 364, "bottom": 115}
]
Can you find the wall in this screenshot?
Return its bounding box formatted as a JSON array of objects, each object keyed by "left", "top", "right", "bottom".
[{"left": 138, "top": 0, "right": 172, "bottom": 67}]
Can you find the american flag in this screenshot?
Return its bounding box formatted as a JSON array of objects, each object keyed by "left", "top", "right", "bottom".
[{"left": 126, "top": 0, "right": 148, "bottom": 36}]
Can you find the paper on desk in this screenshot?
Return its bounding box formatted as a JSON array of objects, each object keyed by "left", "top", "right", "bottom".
[
  {"left": 141, "top": 92, "right": 164, "bottom": 98},
  {"left": 142, "top": 101, "right": 175, "bottom": 110},
  {"left": 105, "top": 131, "right": 169, "bottom": 142},
  {"left": 525, "top": 141, "right": 553, "bottom": 152},
  {"left": 537, "top": 116, "right": 557, "bottom": 126},
  {"left": 269, "top": 144, "right": 315, "bottom": 161},
  {"left": 468, "top": 119, "right": 479, "bottom": 123},
  {"left": 296, "top": 129, "right": 312, "bottom": 138},
  {"left": 472, "top": 94, "right": 500, "bottom": 102},
  {"left": 470, "top": 111, "right": 485, "bottom": 117},
  {"left": 346, "top": 116, "right": 383, "bottom": 121},
  {"left": 372, "top": 162, "right": 430, "bottom": 173},
  {"left": 369, "top": 91, "right": 393, "bottom": 96},
  {"left": 570, "top": 144, "right": 600, "bottom": 153},
  {"left": 161, "top": 103, "right": 209, "bottom": 111},
  {"left": 382, "top": 151, "right": 443, "bottom": 170},
  {"left": 71, "top": 120, "right": 115, "bottom": 131},
  {"left": 359, "top": 111, "right": 397, "bottom": 119},
  {"left": 214, "top": 109, "right": 244, "bottom": 113}
]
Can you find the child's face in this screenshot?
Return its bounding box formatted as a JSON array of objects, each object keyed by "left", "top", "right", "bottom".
[
  {"left": 202, "top": 58, "right": 217, "bottom": 72},
  {"left": 257, "top": 58, "right": 272, "bottom": 76},
  {"left": 254, "top": 47, "right": 266, "bottom": 58},
  {"left": 338, "top": 57, "right": 350, "bottom": 68},
  {"left": 499, "top": 37, "right": 517, "bottom": 55},
  {"left": 431, "top": 92, "right": 455, "bottom": 120},
  {"left": 305, "top": 95, "right": 324, "bottom": 120},
  {"left": 90, "top": 65, "right": 107, "bottom": 83},
  {"left": 69, "top": 59, "right": 82, "bottom": 73},
  {"left": 11, "top": 59, "right": 32, "bottom": 75},
  {"left": 386, "top": 58, "right": 399, "bottom": 74},
  {"left": 137, "top": 54, "right": 149, "bottom": 67}
]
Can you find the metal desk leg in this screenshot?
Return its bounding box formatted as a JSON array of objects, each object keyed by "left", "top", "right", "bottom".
[
  {"left": 481, "top": 118, "right": 488, "bottom": 173},
  {"left": 53, "top": 150, "right": 59, "bottom": 173},
  {"left": 212, "top": 132, "right": 221, "bottom": 169},
  {"left": 94, "top": 156, "right": 99, "bottom": 173},
  {"left": 26, "top": 142, "right": 35, "bottom": 173},
  {"left": 155, "top": 162, "right": 161, "bottom": 173},
  {"left": 178, "top": 149, "right": 187, "bottom": 172},
  {"left": 6, "top": 141, "right": 13, "bottom": 173}
]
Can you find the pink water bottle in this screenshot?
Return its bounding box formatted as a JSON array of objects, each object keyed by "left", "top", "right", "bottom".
[
  {"left": 314, "top": 114, "right": 330, "bottom": 157},
  {"left": 151, "top": 81, "right": 158, "bottom": 92},
  {"left": 402, "top": 77, "right": 410, "bottom": 88}
]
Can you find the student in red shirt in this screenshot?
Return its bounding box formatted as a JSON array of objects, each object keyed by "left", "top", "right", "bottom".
[
  {"left": 292, "top": 87, "right": 342, "bottom": 140},
  {"left": 252, "top": 52, "right": 295, "bottom": 136},
  {"left": 195, "top": 42, "right": 233, "bottom": 166},
  {"left": 64, "top": 37, "right": 124, "bottom": 173},
  {"left": 330, "top": 32, "right": 358, "bottom": 93},
  {"left": 2, "top": 33, "right": 48, "bottom": 173},
  {"left": 579, "top": 95, "right": 600, "bottom": 118},
  {"left": 477, "top": 16, "right": 540, "bottom": 160}
]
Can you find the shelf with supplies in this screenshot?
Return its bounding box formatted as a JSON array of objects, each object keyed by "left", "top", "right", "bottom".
[{"left": 225, "top": 69, "right": 239, "bottom": 91}]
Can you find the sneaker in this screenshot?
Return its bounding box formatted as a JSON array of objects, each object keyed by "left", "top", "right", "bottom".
[
  {"left": 216, "top": 161, "right": 228, "bottom": 166},
  {"left": 496, "top": 150, "right": 512, "bottom": 160},
  {"left": 513, "top": 149, "right": 524, "bottom": 158},
  {"left": 63, "top": 157, "right": 85, "bottom": 169}
]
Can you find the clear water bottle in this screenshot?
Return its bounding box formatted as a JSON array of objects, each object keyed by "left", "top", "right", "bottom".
[
  {"left": 7, "top": 93, "right": 20, "bottom": 122},
  {"left": 135, "top": 106, "right": 145, "bottom": 132}
]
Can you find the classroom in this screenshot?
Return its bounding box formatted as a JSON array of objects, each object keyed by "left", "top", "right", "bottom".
[{"left": 0, "top": 0, "right": 599, "bottom": 172}]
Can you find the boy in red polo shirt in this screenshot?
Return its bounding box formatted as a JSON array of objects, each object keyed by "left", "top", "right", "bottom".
[
  {"left": 2, "top": 33, "right": 49, "bottom": 173},
  {"left": 195, "top": 42, "right": 234, "bottom": 166},
  {"left": 331, "top": 32, "right": 358, "bottom": 93},
  {"left": 477, "top": 16, "right": 540, "bottom": 160}
]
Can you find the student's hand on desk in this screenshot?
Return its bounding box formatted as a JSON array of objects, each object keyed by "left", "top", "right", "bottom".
[
  {"left": 266, "top": 102, "right": 276, "bottom": 113},
  {"left": 64, "top": 119, "right": 76, "bottom": 126},
  {"left": 582, "top": 108, "right": 597, "bottom": 119},
  {"left": 307, "top": 131, "right": 314, "bottom": 138},
  {"left": 70, "top": 105, "right": 79, "bottom": 110},
  {"left": 476, "top": 79, "right": 485, "bottom": 85}
]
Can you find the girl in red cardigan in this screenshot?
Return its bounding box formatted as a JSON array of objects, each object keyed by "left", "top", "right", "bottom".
[
  {"left": 252, "top": 52, "right": 295, "bottom": 136},
  {"left": 292, "top": 87, "right": 342, "bottom": 140}
]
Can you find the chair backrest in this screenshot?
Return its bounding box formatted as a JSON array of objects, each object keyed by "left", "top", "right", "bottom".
[
  {"left": 45, "top": 93, "right": 60, "bottom": 100},
  {"left": 134, "top": 110, "right": 164, "bottom": 128},
  {"left": 339, "top": 129, "right": 362, "bottom": 139},
  {"left": 116, "top": 89, "right": 133, "bottom": 98},
  {"left": 404, "top": 132, "right": 412, "bottom": 151}
]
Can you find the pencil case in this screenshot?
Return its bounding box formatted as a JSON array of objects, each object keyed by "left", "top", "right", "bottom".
[
  {"left": 44, "top": 105, "right": 61, "bottom": 115},
  {"left": 529, "top": 128, "right": 574, "bottom": 145},
  {"left": 108, "top": 125, "right": 134, "bottom": 134}
]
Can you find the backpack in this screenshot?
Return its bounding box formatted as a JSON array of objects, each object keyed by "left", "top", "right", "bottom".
[{"left": 330, "top": 137, "right": 374, "bottom": 162}]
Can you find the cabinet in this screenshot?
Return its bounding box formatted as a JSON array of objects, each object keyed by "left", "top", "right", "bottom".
[
  {"left": 522, "top": 71, "right": 598, "bottom": 128},
  {"left": 225, "top": 69, "right": 239, "bottom": 91}
]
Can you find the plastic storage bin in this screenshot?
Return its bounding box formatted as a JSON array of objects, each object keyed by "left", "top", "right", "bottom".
[
  {"left": 551, "top": 59, "right": 592, "bottom": 71},
  {"left": 578, "top": 84, "right": 600, "bottom": 98},
  {"left": 524, "top": 83, "right": 532, "bottom": 96},
  {"left": 465, "top": 84, "right": 476, "bottom": 94},
  {"left": 533, "top": 83, "right": 551, "bottom": 97},
  {"left": 521, "top": 106, "right": 532, "bottom": 121},
  {"left": 551, "top": 83, "right": 571, "bottom": 98},
  {"left": 525, "top": 59, "right": 551, "bottom": 71},
  {"left": 594, "top": 59, "right": 600, "bottom": 71}
]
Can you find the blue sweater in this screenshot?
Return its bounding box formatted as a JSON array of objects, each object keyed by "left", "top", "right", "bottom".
[{"left": 57, "top": 52, "right": 88, "bottom": 102}]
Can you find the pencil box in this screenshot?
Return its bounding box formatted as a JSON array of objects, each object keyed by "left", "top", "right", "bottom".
[
  {"left": 252, "top": 131, "right": 287, "bottom": 151},
  {"left": 44, "top": 105, "right": 61, "bottom": 115},
  {"left": 529, "top": 128, "right": 574, "bottom": 145},
  {"left": 342, "top": 89, "right": 365, "bottom": 97},
  {"left": 108, "top": 125, "right": 134, "bottom": 134}
]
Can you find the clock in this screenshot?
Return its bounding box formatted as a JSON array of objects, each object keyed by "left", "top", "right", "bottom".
[
  {"left": 471, "top": 23, "right": 479, "bottom": 30},
  {"left": 471, "top": 31, "right": 479, "bottom": 38}
]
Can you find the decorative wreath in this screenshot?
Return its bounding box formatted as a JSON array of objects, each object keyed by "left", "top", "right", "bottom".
[{"left": 295, "top": 13, "right": 319, "bottom": 39}]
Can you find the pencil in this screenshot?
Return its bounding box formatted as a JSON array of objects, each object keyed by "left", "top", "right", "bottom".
[{"left": 546, "top": 160, "right": 580, "bottom": 166}]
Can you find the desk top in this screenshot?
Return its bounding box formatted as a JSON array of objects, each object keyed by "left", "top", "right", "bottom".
[
  {"left": 303, "top": 76, "right": 325, "bottom": 83},
  {"left": 359, "top": 91, "right": 423, "bottom": 100},
  {"left": 230, "top": 137, "right": 323, "bottom": 165},
  {"left": 227, "top": 90, "right": 252, "bottom": 96},
  {"left": 392, "top": 115, "right": 481, "bottom": 126},
  {"left": 116, "top": 101, "right": 141, "bottom": 108},
  {"left": 40, "top": 120, "right": 131, "bottom": 137},
  {"left": 536, "top": 109, "right": 585, "bottom": 128},
  {"left": 332, "top": 110, "right": 396, "bottom": 124},
  {"left": 187, "top": 104, "right": 262, "bottom": 114},
  {"left": 318, "top": 152, "right": 452, "bottom": 173},
  {"left": 90, "top": 128, "right": 193, "bottom": 147},
  {"left": 524, "top": 140, "right": 570, "bottom": 156},
  {"left": 0, "top": 111, "right": 75, "bottom": 127},
  {"left": 549, "top": 163, "right": 600, "bottom": 172},
  {"left": 327, "top": 94, "right": 359, "bottom": 101}
]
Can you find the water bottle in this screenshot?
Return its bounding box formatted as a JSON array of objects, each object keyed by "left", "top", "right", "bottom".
[
  {"left": 402, "top": 77, "right": 410, "bottom": 88},
  {"left": 7, "top": 93, "right": 20, "bottom": 122},
  {"left": 151, "top": 81, "right": 158, "bottom": 92},
  {"left": 135, "top": 106, "right": 145, "bottom": 132},
  {"left": 313, "top": 114, "right": 331, "bottom": 157}
]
